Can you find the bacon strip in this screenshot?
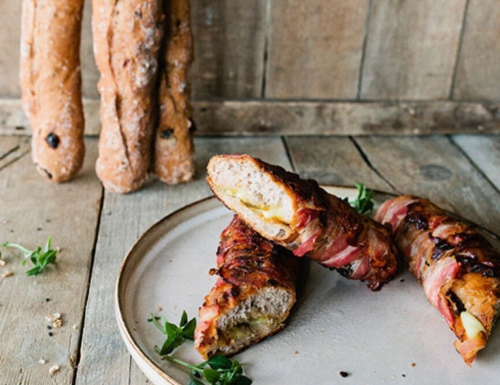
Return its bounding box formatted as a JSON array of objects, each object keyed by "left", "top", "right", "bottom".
[
  {"left": 207, "top": 154, "right": 398, "bottom": 291},
  {"left": 374, "top": 196, "right": 500, "bottom": 365},
  {"left": 194, "top": 216, "right": 301, "bottom": 359}
]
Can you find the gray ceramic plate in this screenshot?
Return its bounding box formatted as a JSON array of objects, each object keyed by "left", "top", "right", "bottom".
[{"left": 115, "top": 186, "right": 500, "bottom": 385}]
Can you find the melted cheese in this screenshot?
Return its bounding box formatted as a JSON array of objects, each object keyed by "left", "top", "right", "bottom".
[
  {"left": 460, "top": 311, "right": 486, "bottom": 338},
  {"left": 227, "top": 189, "right": 285, "bottom": 222}
]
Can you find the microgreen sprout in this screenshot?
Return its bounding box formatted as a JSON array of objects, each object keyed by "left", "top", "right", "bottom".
[
  {"left": 150, "top": 310, "right": 197, "bottom": 355},
  {"left": 150, "top": 311, "right": 252, "bottom": 385},
  {"left": 1, "top": 237, "right": 58, "bottom": 275}
]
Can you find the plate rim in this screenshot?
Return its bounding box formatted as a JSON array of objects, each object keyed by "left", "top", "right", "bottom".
[{"left": 115, "top": 195, "right": 217, "bottom": 385}]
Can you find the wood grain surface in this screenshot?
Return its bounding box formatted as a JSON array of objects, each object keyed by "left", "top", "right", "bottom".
[
  {"left": 80, "top": 0, "right": 99, "bottom": 99},
  {"left": 188, "top": 100, "right": 500, "bottom": 136},
  {"left": 4, "top": 99, "right": 500, "bottom": 136},
  {"left": 0, "top": 135, "right": 499, "bottom": 384},
  {"left": 284, "top": 136, "right": 393, "bottom": 192},
  {"left": 0, "top": 136, "right": 30, "bottom": 171},
  {"left": 452, "top": 135, "right": 500, "bottom": 190},
  {"left": 265, "top": 0, "right": 369, "bottom": 99},
  {"left": 356, "top": 135, "right": 500, "bottom": 233},
  {"left": 190, "top": 0, "right": 267, "bottom": 99},
  {"left": 2, "top": 0, "right": 500, "bottom": 104},
  {"left": 0, "top": 138, "right": 102, "bottom": 384},
  {"left": 0, "top": 0, "right": 22, "bottom": 98},
  {"left": 360, "top": 0, "right": 467, "bottom": 100},
  {"left": 453, "top": 0, "right": 500, "bottom": 101}
]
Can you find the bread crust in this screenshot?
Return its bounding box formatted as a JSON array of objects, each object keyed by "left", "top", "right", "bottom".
[
  {"left": 93, "top": 0, "right": 163, "bottom": 193},
  {"left": 153, "top": 0, "right": 195, "bottom": 184},
  {"left": 195, "top": 216, "right": 300, "bottom": 359},
  {"left": 207, "top": 154, "right": 399, "bottom": 290},
  {"left": 20, "top": 0, "right": 86, "bottom": 182}
]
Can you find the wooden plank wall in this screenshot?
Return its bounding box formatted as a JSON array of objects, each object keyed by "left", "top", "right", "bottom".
[{"left": 1, "top": 0, "right": 499, "bottom": 135}]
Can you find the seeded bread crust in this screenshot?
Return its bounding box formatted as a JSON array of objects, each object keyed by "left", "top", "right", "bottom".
[
  {"left": 93, "top": 0, "right": 163, "bottom": 193},
  {"left": 153, "top": 0, "right": 196, "bottom": 185},
  {"left": 20, "top": 0, "right": 86, "bottom": 182}
]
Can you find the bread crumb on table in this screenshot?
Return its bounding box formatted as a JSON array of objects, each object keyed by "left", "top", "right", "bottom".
[
  {"left": 2, "top": 271, "right": 13, "bottom": 278},
  {"left": 49, "top": 364, "right": 60, "bottom": 375},
  {"left": 46, "top": 313, "right": 63, "bottom": 328},
  {"left": 38, "top": 359, "right": 46, "bottom": 365},
  {"left": 0, "top": 259, "right": 6, "bottom": 266}
]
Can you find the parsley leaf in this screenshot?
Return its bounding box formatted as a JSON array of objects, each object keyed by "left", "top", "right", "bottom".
[
  {"left": 165, "top": 355, "right": 252, "bottom": 385},
  {"left": 348, "top": 183, "right": 375, "bottom": 215},
  {"left": 1, "top": 237, "right": 58, "bottom": 275},
  {"left": 150, "top": 310, "right": 196, "bottom": 355},
  {"left": 150, "top": 310, "right": 252, "bottom": 385}
]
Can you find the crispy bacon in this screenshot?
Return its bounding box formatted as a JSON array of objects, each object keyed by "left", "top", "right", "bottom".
[
  {"left": 194, "top": 216, "right": 301, "bottom": 359},
  {"left": 374, "top": 195, "right": 500, "bottom": 365},
  {"left": 207, "top": 154, "right": 399, "bottom": 291},
  {"left": 297, "top": 192, "right": 398, "bottom": 291}
]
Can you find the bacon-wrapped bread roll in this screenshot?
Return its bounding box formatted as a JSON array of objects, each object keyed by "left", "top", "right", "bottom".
[
  {"left": 374, "top": 196, "right": 500, "bottom": 365},
  {"left": 194, "top": 216, "right": 301, "bottom": 359},
  {"left": 206, "top": 154, "right": 398, "bottom": 291}
]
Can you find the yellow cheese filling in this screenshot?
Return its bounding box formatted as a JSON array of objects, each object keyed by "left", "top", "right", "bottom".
[
  {"left": 227, "top": 189, "right": 286, "bottom": 223},
  {"left": 227, "top": 315, "right": 277, "bottom": 341},
  {"left": 460, "top": 311, "right": 486, "bottom": 339}
]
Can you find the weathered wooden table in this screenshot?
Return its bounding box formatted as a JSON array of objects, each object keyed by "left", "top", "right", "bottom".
[{"left": 0, "top": 134, "right": 499, "bottom": 384}]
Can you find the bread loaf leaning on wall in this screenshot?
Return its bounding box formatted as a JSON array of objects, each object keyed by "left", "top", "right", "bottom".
[
  {"left": 152, "top": 0, "right": 196, "bottom": 185},
  {"left": 92, "top": 0, "right": 163, "bottom": 193},
  {"left": 20, "top": 0, "right": 86, "bottom": 182}
]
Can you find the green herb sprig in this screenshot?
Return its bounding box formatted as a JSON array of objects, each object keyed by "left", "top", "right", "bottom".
[
  {"left": 1, "top": 237, "right": 58, "bottom": 275},
  {"left": 150, "top": 311, "right": 252, "bottom": 385},
  {"left": 167, "top": 354, "right": 252, "bottom": 385},
  {"left": 150, "top": 310, "right": 197, "bottom": 355},
  {"left": 348, "top": 183, "right": 375, "bottom": 216}
]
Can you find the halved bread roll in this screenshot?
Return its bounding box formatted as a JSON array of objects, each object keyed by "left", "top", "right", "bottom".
[
  {"left": 194, "top": 216, "right": 301, "bottom": 359},
  {"left": 207, "top": 154, "right": 398, "bottom": 291}
]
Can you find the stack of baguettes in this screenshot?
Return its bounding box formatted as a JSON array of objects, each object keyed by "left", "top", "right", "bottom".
[{"left": 20, "top": 0, "right": 196, "bottom": 193}]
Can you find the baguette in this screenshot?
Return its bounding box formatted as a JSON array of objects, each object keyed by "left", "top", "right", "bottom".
[
  {"left": 92, "top": 0, "right": 163, "bottom": 193},
  {"left": 153, "top": 0, "right": 196, "bottom": 184},
  {"left": 20, "top": 0, "right": 86, "bottom": 182},
  {"left": 195, "top": 216, "right": 301, "bottom": 359},
  {"left": 375, "top": 196, "right": 500, "bottom": 365},
  {"left": 207, "top": 154, "right": 399, "bottom": 291}
]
